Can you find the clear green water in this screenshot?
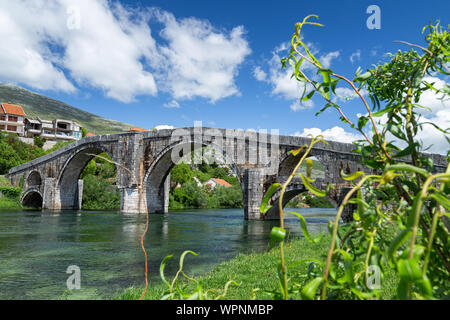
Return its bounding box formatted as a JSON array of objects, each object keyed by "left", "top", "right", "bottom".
[{"left": 0, "top": 208, "right": 336, "bottom": 300}]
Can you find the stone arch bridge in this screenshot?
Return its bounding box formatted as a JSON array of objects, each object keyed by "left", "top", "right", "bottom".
[{"left": 6, "top": 127, "right": 447, "bottom": 221}]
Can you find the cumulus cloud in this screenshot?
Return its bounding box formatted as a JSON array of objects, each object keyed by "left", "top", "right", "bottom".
[
  {"left": 294, "top": 126, "right": 363, "bottom": 144},
  {"left": 153, "top": 9, "right": 251, "bottom": 103},
  {"left": 350, "top": 49, "right": 361, "bottom": 64},
  {"left": 252, "top": 66, "right": 267, "bottom": 81},
  {"left": 0, "top": 1, "right": 250, "bottom": 104},
  {"left": 155, "top": 125, "right": 174, "bottom": 130},
  {"left": 163, "top": 100, "right": 180, "bottom": 108},
  {"left": 290, "top": 99, "right": 314, "bottom": 112},
  {"left": 320, "top": 51, "right": 340, "bottom": 68}
]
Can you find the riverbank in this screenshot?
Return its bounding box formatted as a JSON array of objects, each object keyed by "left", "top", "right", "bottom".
[{"left": 115, "top": 235, "right": 398, "bottom": 300}]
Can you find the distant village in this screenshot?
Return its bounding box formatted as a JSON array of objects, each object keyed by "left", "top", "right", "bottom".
[{"left": 0, "top": 102, "right": 156, "bottom": 150}]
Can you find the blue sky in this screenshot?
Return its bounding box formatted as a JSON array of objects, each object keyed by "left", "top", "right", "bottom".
[{"left": 0, "top": 0, "right": 449, "bottom": 151}]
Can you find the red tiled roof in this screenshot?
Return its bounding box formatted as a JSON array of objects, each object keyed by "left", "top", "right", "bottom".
[
  {"left": 129, "top": 128, "right": 148, "bottom": 132},
  {"left": 1, "top": 103, "right": 26, "bottom": 116},
  {"left": 86, "top": 133, "right": 95, "bottom": 137},
  {"left": 212, "top": 178, "right": 232, "bottom": 188}
]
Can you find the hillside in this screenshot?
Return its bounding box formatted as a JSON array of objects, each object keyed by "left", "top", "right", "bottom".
[{"left": 0, "top": 84, "right": 135, "bottom": 135}]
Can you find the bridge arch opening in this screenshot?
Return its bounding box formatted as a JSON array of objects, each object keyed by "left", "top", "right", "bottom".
[
  {"left": 143, "top": 141, "right": 242, "bottom": 214},
  {"left": 266, "top": 154, "right": 334, "bottom": 219},
  {"left": 26, "top": 171, "right": 42, "bottom": 188},
  {"left": 58, "top": 146, "right": 118, "bottom": 210},
  {"left": 21, "top": 190, "right": 43, "bottom": 208}
]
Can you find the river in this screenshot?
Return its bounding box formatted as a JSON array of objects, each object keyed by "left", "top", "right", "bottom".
[{"left": 0, "top": 208, "right": 337, "bottom": 300}]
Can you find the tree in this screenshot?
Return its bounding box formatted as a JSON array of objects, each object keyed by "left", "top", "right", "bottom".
[{"left": 263, "top": 16, "right": 450, "bottom": 300}]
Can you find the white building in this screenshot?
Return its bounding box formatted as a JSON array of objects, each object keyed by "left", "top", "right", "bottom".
[
  {"left": 25, "top": 117, "right": 82, "bottom": 141},
  {"left": 0, "top": 103, "right": 26, "bottom": 136}
]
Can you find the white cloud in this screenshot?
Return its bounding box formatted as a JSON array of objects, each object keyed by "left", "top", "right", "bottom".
[
  {"left": 153, "top": 10, "right": 251, "bottom": 103},
  {"left": 163, "top": 100, "right": 180, "bottom": 108},
  {"left": 0, "top": 1, "right": 250, "bottom": 104},
  {"left": 290, "top": 99, "right": 314, "bottom": 112},
  {"left": 253, "top": 66, "right": 267, "bottom": 81},
  {"left": 350, "top": 49, "right": 361, "bottom": 64},
  {"left": 155, "top": 125, "right": 174, "bottom": 130},
  {"left": 320, "top": 51, "right": 340, "bottom": 68},
  {"left": 0, "top": 0, "right": 159, "bottom": 103},
  {"left": 294, "top": 126, "right": 363, "bottom": 144}
]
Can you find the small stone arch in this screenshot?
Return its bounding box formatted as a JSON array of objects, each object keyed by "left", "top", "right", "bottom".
[
  {"left": 21, "top": 188, "right": 43, "bottom": 208},
  {"left": 26, "top": 171, "right": 42, "bottom": 188}
]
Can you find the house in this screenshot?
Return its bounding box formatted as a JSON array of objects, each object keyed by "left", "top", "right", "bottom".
[
  {"left": 129, "top": 128, "right": 148, "bottom": 132},
  {"left": 204, "top": 178, "right": 232, "bottom": 190},
  {"left": 24, "top": 117, "right": 83, "bottom": 141},
  {"left": 0, "top": 103, "right": 26, "bottom": 136}
]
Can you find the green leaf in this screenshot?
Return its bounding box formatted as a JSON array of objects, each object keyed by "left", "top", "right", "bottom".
[
  {"left": 160, "top": 254, "right": 174, "bottom": 287},
  {"left": 302, "top": 90, "right": 315, "bottom": 101},
  {"left": 301, "top": 277, "right": 323, "bottom": 300},
  {"left": 353, "top": 71, "right": 371, "bottom": 82},
  {"left": 270, "top": 227, "right": 286, "bottom": 247},
  {"left": 300, "top": 174, "right": 326, "bottom": 197},
  {"left": 394, "top": 143, "right": 419, "bottom": 158},
  {"left": 386, "top": 123, "right": 406, "bottom": 140},
  {"left": 387, "top": 228, "right": 412, "bottom": 262},
  {"left": 397, "top": 259, "right": 422, "bottom": 282},
  {"left": 179, "top": 251, "right": 198, "bottom": 271},
  {"left": 306, "top": 158, "right": 313, "bottom": 180},
  {"left": 372, "top": 107, "right": 394, "bottom": 117},
  {"left": 340, "top": 169, "right": 365, "bottom": 181},
  {"left": 287, "top": 211, "right": 323, "bottom": 243},
  {"left": 430, "top": 192, "right": 450, "bottom": 210},
  {"left": 315, "top": 102, "right": 338, "bottom": 116},
  {"left": 358, "top": 116, "right": 369, "bottom": 130},
  {"left": 385, "top": 163, "right": 430, "bottom": 178},
  {"left": 260, "top": 183, "right": 281, "bottom": 214}
]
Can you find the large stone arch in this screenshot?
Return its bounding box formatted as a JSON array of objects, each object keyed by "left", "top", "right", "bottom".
[
  {"left": 143, "top": 139, "right": 242, "bottom": 214},
  {"left": 57, "top": 145, "right": 117, "bottom": 210}
]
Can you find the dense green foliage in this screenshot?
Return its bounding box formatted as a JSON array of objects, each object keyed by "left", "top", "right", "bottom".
[
  {"left": 0, "top": 177, "right": 22, "bottom": 208},
  {"left": 80, "top": 153, "right": 120, "bottom": 211},
  {"left": 0, "top": 132, "right": 74, "bottom": 175},
  {"left": 262, "top": 17, "right": 450, "bottom": 300},
  {"left": 0, "top": 132, "right": 46, "bottom": 174},
  {"left": 169, "top": 161, "right": 243, "bottom": 209}
]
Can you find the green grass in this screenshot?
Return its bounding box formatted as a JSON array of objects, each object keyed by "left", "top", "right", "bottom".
[
  {"left": 0, "top": 196, "right": 22, "bottom": 209},
  {"left": 115, "top": 235, "right": 398, "bottom": 300},
  {"left": 0, "top": 176, "right": 12, "bottom": 187}
]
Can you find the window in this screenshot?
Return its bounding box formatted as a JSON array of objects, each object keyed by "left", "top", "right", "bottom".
[
  {"left": 8, "top": 116, "right": 18, "bottom": 122},
  {"left": 0, "top": 115, "right": 5, "bottom": 121},
  {"left": 7, "top": 125, "right": 17, "bottom": 131}
]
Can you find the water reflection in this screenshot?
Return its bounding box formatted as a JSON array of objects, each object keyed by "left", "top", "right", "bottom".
[{"left": 0, "top": 207, "right": 336, "bottom": 300}]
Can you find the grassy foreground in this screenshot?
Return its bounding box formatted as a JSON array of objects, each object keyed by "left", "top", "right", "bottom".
[{"left": 115, "top": 235, "right": 398, "bottom": 300}]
